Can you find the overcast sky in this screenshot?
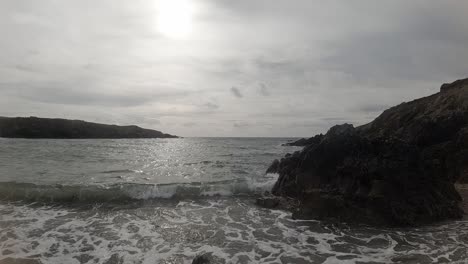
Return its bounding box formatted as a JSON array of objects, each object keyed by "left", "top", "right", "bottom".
[{"left": 0, "top": 0, "right": 467, "bottom": 137}]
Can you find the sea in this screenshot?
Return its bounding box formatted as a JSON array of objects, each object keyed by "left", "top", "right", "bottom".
[{"left": 0, "top": 137, "right": 467, "bottom": 264}]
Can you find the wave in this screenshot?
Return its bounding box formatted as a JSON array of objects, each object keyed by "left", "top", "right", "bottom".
[
  {"left": 0, "top": 175, "right": 278, "bottom": 203},
  {"left": 100, "top": 169, "right": 143, "bottom": 174}
]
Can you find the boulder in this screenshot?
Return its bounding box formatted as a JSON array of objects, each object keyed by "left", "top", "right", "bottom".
[{"left": 269, "top": 78, "right": 468, "bottom": 226}]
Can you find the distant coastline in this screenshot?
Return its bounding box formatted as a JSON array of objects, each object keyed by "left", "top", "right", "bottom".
[{"left": 0, "top": 116, "right": 178, "bottom": 139}]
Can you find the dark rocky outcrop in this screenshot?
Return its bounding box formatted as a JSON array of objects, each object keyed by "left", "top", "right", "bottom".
[
  {"left": 282, "top": 134, "right": 324, "bottom": 146},
  {"left": 268, "top": 78, "right": 468, "bottom": 226},
  {"left": 0, "top": 116, "right": 178, "bottom": 139}
]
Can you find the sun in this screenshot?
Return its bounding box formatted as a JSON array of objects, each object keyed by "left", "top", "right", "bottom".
[{"left": 156, "top": 0, "right": 195, "bottom": 39}]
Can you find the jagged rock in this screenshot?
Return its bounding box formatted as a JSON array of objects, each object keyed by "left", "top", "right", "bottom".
[
  {"left": 266, "top": 159, "right": 280, "bottom": 174},
  {"left": 282, "top": 134, "right": 324, "bottom": 146},
  {"left": 269, "top": 78, "right": 468, "bottom": 226},
  {"left": 0, "top": 116, "right": 178, "bottom": 139}
]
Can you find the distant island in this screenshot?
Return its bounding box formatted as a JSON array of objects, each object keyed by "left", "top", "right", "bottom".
[{"left": 0, "top": 116, "right": 178, "bottom": 139}]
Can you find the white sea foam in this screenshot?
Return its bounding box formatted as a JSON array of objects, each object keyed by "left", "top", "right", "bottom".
[
  {"left": 2, "top": 197, "right": 467, "bottom": 264},
  {"left": 246, "top": 173, "right": 279, "bottom": 193}
]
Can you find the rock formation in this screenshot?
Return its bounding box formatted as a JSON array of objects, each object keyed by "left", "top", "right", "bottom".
[
  {"left": 0, "top": 116, "right": 178, "bottom": 139},
  {"left": 282, "top": 135, "right": 324, "bottom": 146},
  {"left": 267, "top": 78, "right": 468, "bottom": 226}
]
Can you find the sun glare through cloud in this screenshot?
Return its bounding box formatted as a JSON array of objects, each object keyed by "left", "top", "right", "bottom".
[{"left": 156, "top": 0, "right": 195, "bottom": 39}]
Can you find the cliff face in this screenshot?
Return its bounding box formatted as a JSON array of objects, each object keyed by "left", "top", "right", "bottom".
[
  {"left": 0, "top": 117, "right": 178, "bottom": 139},
  {"left": 268, "top": 78, "right": 468, "bottom": 226}
]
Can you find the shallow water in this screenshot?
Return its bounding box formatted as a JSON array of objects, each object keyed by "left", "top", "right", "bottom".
[
  {"left": 2, "top": 199, "right": 468, "bottom": 264},
  {"left": 0, "top": 138, "right": 294, "bottom": 187},
  {"left": 1, "top": 138, "right": 467, "bottom": 263}
]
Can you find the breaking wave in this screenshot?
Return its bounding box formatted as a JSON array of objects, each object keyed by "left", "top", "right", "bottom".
[{"left": 0, "top": 175, "right": 278, "bottom": 203}]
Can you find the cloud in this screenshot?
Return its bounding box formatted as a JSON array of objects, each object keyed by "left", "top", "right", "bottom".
[
  {"left": 203, "top": 102, "right": 219, "bottom": 109},
  {"left": 183, "top": 122, "right": 197, "bottom": 127},
  {"left": 320, "top": 117, "right": 349, "bottom": 122},
  {"left": 230, "top": 87, "right": 243, "bottom": 98},
  {"left": 258, "top": 83, "right": 270, "bottom": 96},
  {"left": 0, "top": 82, "right": 188, "bottom": 108},
  {"left": 358, "top": 104, "right": 390, "bottom": 114},
  {"left": 12, "top": 64, "right": 42, "bottom": 73},
  {"left": 233, "top": 121, "right": 249, "bottom": 128},
  {"left": 1, "top": 0, "right": 467, "bottom": 136}
]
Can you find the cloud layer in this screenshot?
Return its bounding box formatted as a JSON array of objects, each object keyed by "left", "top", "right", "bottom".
[{"left": 1, "top": 0, "right": 467, "bottom": 136}]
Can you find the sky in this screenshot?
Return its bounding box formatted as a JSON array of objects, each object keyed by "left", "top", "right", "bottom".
[{"left": 0, "top": 0, "right": 467, "bottom": 137}]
